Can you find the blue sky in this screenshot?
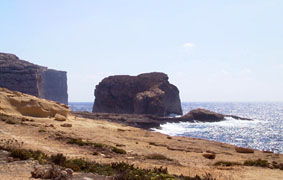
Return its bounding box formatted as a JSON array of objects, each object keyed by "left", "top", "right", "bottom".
[{"left": 1, "top": 0, "right": 283, "bottom": 102}]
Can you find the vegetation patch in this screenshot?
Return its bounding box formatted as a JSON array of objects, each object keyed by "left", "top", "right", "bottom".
[
  {"left": 243, "top": 159, "right": 283, "bottom": 170},
  {"left": 244, "top": 159, "right": 269, "bottom": 168},
  {"left": 112, "top": 147, "right": 127, "bottom": 154},
  {"left": 271, "top": 161, "right": 283, "bottom": 170},
  {"left": 214, "top": 161, "right": 241, "bottom": 167},
  {"left": 149, "top": 142, "right": 167, "bottom": 147},
  {"left": 10, "top": 148, "right": 48, "bottom": 164},
  {"left": 67, "top": 138, "right": 90, "bottom": 146},
  {"left": 146, "top": 153, "right": 173, "bottom": 161},
  {"left": 202, "top": 153, "right": 216, "bottom": 160},
  {"left": 38, "top": 129, "right": 47, "bottom": 133},
  {"left": 1, "top": 143, "right": 215, "bottom": 180},
  {"left": 235, "top": 147, "right": 254, "bottom": 153},
  {"left": 66, "top": 137, "right": 126, "bottom": 155}
]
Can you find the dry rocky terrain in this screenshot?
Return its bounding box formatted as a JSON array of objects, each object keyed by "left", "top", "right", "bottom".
[{"left": 0, "top": 88, "right": 282, "bottom": 180}]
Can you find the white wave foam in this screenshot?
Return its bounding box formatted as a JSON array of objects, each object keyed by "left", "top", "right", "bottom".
[{"left": 152, "top": 117, "right": 261, "bottom": 136}]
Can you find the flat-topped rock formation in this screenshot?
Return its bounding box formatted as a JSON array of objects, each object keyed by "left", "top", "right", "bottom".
[
  {"left": 93, "top": 72, "right": 182, "bottom": 116},
  {"left": 0, "top": 53, "right": 68, "bottom": 104}
]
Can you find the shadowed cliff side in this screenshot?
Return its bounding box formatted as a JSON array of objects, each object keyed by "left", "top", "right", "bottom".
[{"left": 0, "top": 52, "right": 68, "bottom": 104}]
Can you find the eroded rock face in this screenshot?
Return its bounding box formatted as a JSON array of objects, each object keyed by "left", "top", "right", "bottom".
[
  {"left": 0, "top": 87, "right": 70, "bottom": 118},
  {"left": 0, "top": 53, "right": 68, "bottom": 104},
  {"left": 93, "top": 72, "right": 182, "bottom": 116}
]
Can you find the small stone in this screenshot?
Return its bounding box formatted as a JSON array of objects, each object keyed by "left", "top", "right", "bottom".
[{"left": 54, "top": 114, "right": 66, "bottom": 121}]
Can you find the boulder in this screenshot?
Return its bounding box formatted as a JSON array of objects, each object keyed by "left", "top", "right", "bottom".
[
  {"left": 93, "top": 72, "right": 182, "bottom": 116},
  {"left": 0, "top": 52, "right": 68, "bottom": 104},
  {"left": 181, "top": 108, "right": 225, "bottom": 122}
]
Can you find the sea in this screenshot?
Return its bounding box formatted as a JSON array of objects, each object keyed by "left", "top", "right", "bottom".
[{"left": 69, "top": 102, "right": 283, "bottom": 153}]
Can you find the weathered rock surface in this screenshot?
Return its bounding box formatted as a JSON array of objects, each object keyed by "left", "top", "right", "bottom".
[
  {"left": 180, "top": 108, "right": 225, "bottom": 122},
  {"left": 93, "top": 72, "right": 182, "bottom": 116},
  {"left": 179, "top": 108, "right": 252, "bottom": 122},
  {"left": 0, "top": 52, "right": 68, "bottom": 104},
  {"left": 0, "top": 87, "right": 70, "bottom": 118}
]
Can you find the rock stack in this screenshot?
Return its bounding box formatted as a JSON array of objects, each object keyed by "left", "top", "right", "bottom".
[{"left": 93, "top": 72, "right": 182, "bottom": 116}]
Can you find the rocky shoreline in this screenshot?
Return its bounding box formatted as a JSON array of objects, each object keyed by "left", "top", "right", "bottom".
[{"left": 73, "top": 108, "right": 252, "bottom": 129}]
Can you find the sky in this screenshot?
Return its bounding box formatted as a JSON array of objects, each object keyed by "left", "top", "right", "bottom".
[{"left": 0, "top": 0, "right": 283, "bottom": 102}]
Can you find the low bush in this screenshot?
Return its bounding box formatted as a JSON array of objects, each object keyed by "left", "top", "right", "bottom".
[
  {"left": 214, "top": 161, "right": 241, "bottom": 166},
  {"left": 202, "top": 153, "right": 216, "bottom": 160},
  {"left": 67, "top": 138, "right": 90, "bottom": 146},
  {"left": 3, "top": 144, "right": 216, "bottom": 180},
  {"left": 146, "top": 153, "right": 172, "bottom": 161},
  {"left": 271, "top": 161, "right": 283, "bottom": 170},
  {"left": 38, "top": 129, "right": 46, "bottom": 133},
  {"left": 244, "top": 159, "right": 269, "bottom": 167},
  {"left": 112, "top": 147, "right": 127, "bottom": 154},
  {"left": 10, "top": 149, "right": 48, "bottom": 164},
  {"left": 235, "top": 147, "right": 254, "bottom": 153},
  {"left": 67, "top": 137, "right": 126, "bottom": 154}
]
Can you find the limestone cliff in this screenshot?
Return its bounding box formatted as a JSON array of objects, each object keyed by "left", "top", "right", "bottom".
[
  {"left": 93, "top": 72, "right": 182, "bottom": 116},
  {"left": 0, "top": 53, "right": 68, "bottom": 104}
]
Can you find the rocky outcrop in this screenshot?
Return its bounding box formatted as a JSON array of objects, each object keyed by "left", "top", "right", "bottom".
[
  {"left": 179, "top": 108, "right": 252, "bottom": 122},
  {"left": 0, "top": 87, "right": 69, "bottom": 118},
  {"left": 180, "top": 108, "right": 225, "bottom": 122},
  {"left": 92, "top": 72, "right": 182, "bottom": 116},
  {"left": 0, "top": 53, "right": 68, "bottom": 104},
  {"left": 75, "top": 108, "right": 252, "bottom": 129}
]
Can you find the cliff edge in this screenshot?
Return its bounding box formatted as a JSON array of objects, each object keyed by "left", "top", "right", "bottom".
[{"left": 0, "top": 53, "right": 68, "bottom": 104}]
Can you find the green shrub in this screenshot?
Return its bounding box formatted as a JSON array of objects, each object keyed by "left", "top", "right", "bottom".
[
  {"left": 214, "top": 161, "right": 241, "bottom": 166},
  {"left": 10, "top": 149, "right": 48, "bottom": 164},
  {"left": 244, "top": 159, "right": 269, "bottom": 167},
  {"left": 146, "top": 153, "right": 172, "bottom": 161},
  {"left": 202, "top": 153, "right": 216, "bottom": 160},
  {"left": 92, "top": 143, "right": 105, "bottom": 148},
  {"left": 67, "top": 138, "right": 90, "bottom": 146},
  {"left": 5, "top": 146, "right": 215, "bottom": 180},
  {"left": 271, "top": 161, "right": 283, "bottom": 170},
  {"left": 235, "top": 147, "right": 254, "bottom": 153},
  {"left": 38, "top": 129, "right": 46, "bottom": 133},
  {"left": 112, "top": 147, "right": 127, "bottom": 154},
  {"left": 50, "top": 153, "right": 67, "bottom": 166}
]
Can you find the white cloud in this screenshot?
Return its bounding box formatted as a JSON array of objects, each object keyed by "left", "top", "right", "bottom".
[{"left": 183, "top": 42, "right": 195, "bottom": 48}]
